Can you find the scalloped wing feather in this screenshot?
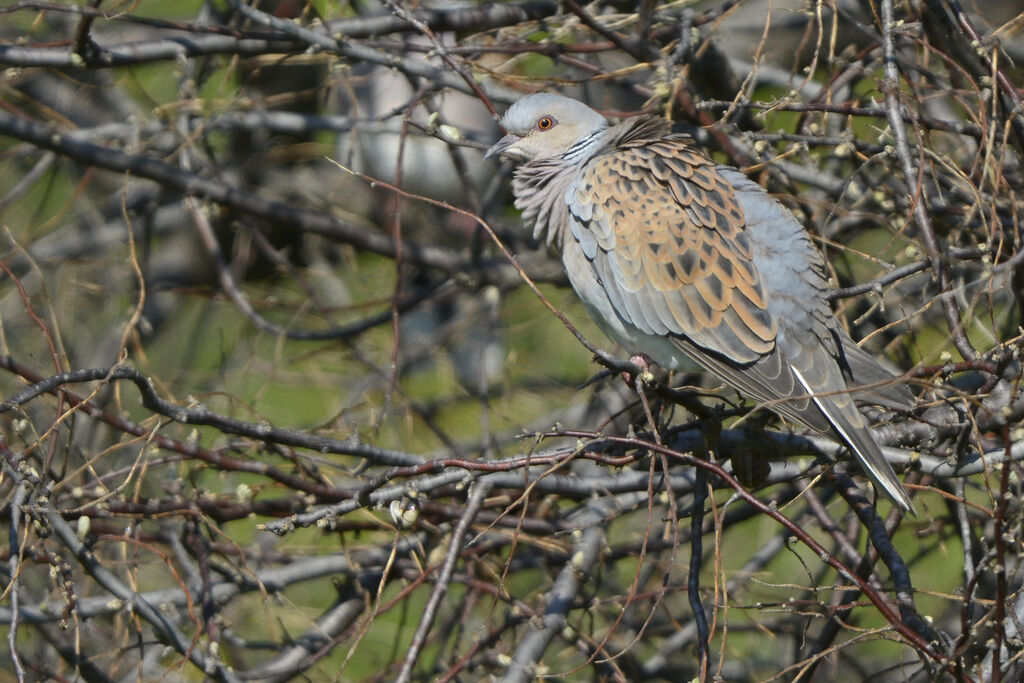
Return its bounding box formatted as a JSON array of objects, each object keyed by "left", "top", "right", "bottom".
[{"left": 567, "top": 138, "right": 776, "bottom": 365}]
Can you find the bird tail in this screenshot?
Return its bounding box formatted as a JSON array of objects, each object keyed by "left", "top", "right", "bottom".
[{"left": 790, "top": 365, "right": 915, "bottom": 513}]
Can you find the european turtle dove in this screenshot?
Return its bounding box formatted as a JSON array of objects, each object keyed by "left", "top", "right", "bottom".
[{"left": 486, "top": 93, "right": 914, "bottom": 511}]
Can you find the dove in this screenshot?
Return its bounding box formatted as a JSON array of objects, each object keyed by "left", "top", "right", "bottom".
[{"left": 486, "top": 92, "right": 914, "bottom": 511}]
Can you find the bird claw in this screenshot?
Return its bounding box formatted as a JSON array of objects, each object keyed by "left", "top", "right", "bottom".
[{"left": 623, "top": 354, "right": 656, "bottom": 390}]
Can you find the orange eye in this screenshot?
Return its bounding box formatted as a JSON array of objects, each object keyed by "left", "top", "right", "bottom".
[{"left": 536, "top": 116, "right": 555, "bottom": 131}]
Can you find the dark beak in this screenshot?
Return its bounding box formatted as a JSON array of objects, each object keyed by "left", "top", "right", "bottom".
[{"left": 485, "top": 133, "right": 520, "bottom": 160}]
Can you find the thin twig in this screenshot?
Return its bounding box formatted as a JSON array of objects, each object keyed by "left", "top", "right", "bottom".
[
  {"left": 880, "top": 0, "right": 975, "bottom": 360},
  {"left": 396, "top": 479, "right": 493, "bottom": 683},
  {"left": 688, "top": 471, "right": 710, "bottom": 683},
  {"left": 6, "top": 477, "right": 29, "bottom": 683}
]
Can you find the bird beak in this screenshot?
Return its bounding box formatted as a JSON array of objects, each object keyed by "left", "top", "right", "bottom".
[{"left": 485, "top": 133, "right": 521, "bottom": 160}]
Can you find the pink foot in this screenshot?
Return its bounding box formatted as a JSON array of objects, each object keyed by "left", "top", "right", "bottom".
[{"left": 623, "top": 354, "right": 654, "bottom": 390}]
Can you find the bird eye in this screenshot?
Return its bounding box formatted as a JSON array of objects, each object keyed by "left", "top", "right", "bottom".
[{"left": 536, "top": 116, "right": 556, "bottom": 131}]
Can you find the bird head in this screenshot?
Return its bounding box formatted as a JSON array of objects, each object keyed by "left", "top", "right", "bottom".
[{"left": 485, "top": 93, "right": 609, "bottom": 162}]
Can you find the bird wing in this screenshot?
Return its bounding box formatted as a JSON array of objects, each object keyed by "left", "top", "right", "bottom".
[
  {"left": 565, "top": 135, "right": 912, "bottom": 510},
  {"left": 837, "top": 331, "right": 915, "bottom": 410},
  {"left": 719, "top": 164, "right": 915, "bottom": 413},
  {"left": 567, "top": 138, "right": 777, "bottom": 366},
  {"left": 783, "top": 330, "right": 915, "bottom": 510}
]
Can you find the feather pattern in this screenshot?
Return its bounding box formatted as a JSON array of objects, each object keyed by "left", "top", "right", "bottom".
[{"left": 491, "top": 93, "right": 914, "bottom": 511}]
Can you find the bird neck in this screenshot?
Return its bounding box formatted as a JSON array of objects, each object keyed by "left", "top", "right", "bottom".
[
  {"left": 512, "top": 159, "right": 578, "bottom": 247},
  {"left": 606, "top": 115, "right": 672, "bottom": 147},
  {"left": 561, "top": 124, "right": 609, "bottom": 164},
  {"left": 509, "top": 116, "right": 670, "bottom": 248}
]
